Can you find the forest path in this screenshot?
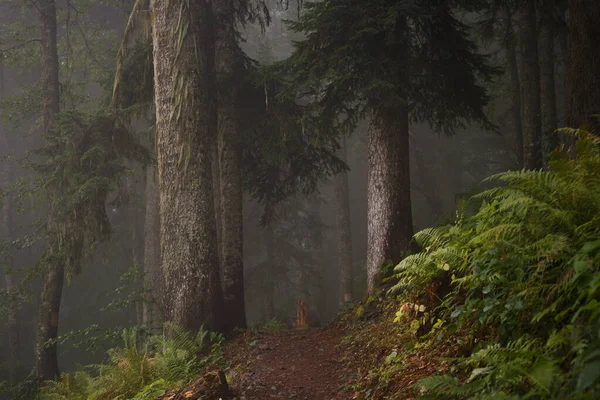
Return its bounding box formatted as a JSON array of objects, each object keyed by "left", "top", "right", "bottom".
[{"left": 226, "top": 327, "right": 357, "bottom": 400}]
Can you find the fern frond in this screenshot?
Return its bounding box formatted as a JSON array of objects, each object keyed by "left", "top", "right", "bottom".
[
  {"left": 468, "top": 223, "right": 523, "bottom": 245},
  {"left": 414, "top": 226, "right": 451, "bottom": 248},
  {"left": 414, "top": 374, "right": 459, "bottom": 392},
  {"left": 394, "top": 252, "right": 435, "bottom": 273}
]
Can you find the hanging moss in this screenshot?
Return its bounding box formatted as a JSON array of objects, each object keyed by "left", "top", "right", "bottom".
[{"left": 30, "top": 110, "right": 150, "bottom": 280}]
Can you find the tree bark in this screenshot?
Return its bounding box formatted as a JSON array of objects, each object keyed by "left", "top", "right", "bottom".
[
  {"left": 214, "top": 0, "right": 246, "bottom": 332},
  {"left": 212, "top": 143, "right": 222, "bottom": 267},
  {"left": 538, "top": 1, "right": 558, "bottom": 164},
  {"left": 366, "top": 107, "right": 413, "bottom": 294},
  {"left": 36, "top": 0, "right": 63, "bottom": 383},
  {"left": 503, "top": 6, "right": 524, "bottom": 167},
  {"left": 1, "top": 62, "right": 18, "bottom": 385},
  {"left": 151, "top": 0, "right": 223, "bottom": 332},
  {"left": 565, "top": 0, "right": 600, "bottom": 134},
  {"left": 518, "top": 1, "right": 542, "bottom": 169},
  {"left": 334, "top": 138, "right": 353, "bottom": 305},
  {"left": 143, "top": 164, "right": 162, "bottom": 329}
]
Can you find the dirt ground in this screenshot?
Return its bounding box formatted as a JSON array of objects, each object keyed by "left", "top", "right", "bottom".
[{"left": 226, "top": 327, "right": 358, "bottom": 400}]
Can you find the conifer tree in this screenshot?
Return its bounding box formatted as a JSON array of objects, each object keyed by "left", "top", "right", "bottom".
[
  {"left": 278, "top": 0, "right": 495, "bottom": 293},
  {"left": 538, "top": 0, "right": 558, "bottom": 163},
  {"left": 565, "top": 0, "right": 600, "bottom": 134},
  {"left": 35, "top": 0, "right": 63, "bottom": 382},
  {"left": 215, "top": 0, "right": 246, "bottom": 332},
  {"left": 150, "top": 0, "right": 223, "bottom": 332},
  {"left": 518, "top": 0, "right": 542, "bottom": 169}
]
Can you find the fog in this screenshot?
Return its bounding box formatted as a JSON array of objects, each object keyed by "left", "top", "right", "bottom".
[{"left": 0, "top": 0, "right": 563, "bottom": 387}]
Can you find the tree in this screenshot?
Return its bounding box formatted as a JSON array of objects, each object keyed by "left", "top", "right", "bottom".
[
  {"left": 33, "top": 0, "right": 150, "bottom": 375},
  {"left": 518, "top": 0, "right": 542, "bottom": 168},
  {"left": 334, "top": 138, "right": 353, "bottom": 305},
  {"left": 565, "top": 0, "right": 600, "bottom": 133},
  {"left": 502, "top": 5, "right": 524, "bottom": 167},
  {"left": 214, "top": 0, "right": 246, "bottom": 331},
  {"left": 35, "top": 0, "right": 63, "bottom": 382},
  {"left": 150, "top": 0, "right": 223, "bottom": 332},
  {"left": 279, "top": 0, "right": 494, "bottom": 293},
  {"left": 538, "top": 0, "right": 558, "bottom": 163}
]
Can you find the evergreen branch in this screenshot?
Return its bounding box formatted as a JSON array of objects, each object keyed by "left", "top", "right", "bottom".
[{"left": 0, "top": 39, "right": 40, "bottom": 56}]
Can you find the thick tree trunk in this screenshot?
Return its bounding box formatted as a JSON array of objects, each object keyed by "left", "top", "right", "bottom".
[
  {"left": 366, "top": 108, "right": 413, "bottom": 294},
  {"left": 1, "top": 62, "right": 18, "bottom": 384},
  {"left": 143, "top": 164, "right": 162, "bottom": 329},
  {"left": 214, "top": 0, "right": 246, "bottom": 332},
  {"left": 518, "top": 1, "right": 542, "bottom": 169},
  {"left": 503, "top": 7, "right": 524, "bottom": 167},
  {"left": 565, "top": 0, "right": 600, "bottom": 134},
  {"left": 538, "top": 2, "right": 558, "bottom": 164},
  {"left": 36, "top": 0, "right": 63, "bottom": 383},
  {"left": 151, "top": 0, "right": 223, "bottom": 332},
  {"left": 334, "top": 138, "right": 353, "bottom": 306}
]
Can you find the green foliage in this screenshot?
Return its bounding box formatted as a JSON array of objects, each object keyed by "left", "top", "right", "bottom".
[
  {"left": 38, "top": 324, "right": 224, "bottom": 400},
  {"left": 30, "top": 110, "right": 149, "bottom": 280},
  {"left": 389, "top": 130, "right": 600, "bottom": 399},
  {"left": 250, "top": 318, "right": 288, "bottom": 332},
  {"left": 238, "top": 68, "right": 346, "bottom": 222},
  {"left": 276, "top": 0, "right": 497, "bottom": 136}
]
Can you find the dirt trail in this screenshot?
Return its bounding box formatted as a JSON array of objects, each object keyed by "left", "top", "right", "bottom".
[{"left": 227, "top": 327, "right": 357, "bottom": 400}]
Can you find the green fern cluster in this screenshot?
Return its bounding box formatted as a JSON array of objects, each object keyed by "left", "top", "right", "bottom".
[
  {"left": 38, "top": 324, "right": 224, "bottom": 400},
  {"left": 390, "top": 130, "right": 600, "bottom": 399}
]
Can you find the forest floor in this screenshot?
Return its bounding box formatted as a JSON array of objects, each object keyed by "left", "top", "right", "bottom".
[
  {"left": 225, "top": 327, "right": 358, "bottom": 400},
  {"left": 163, "top": 297, "right": 451, "bottom": 399}
]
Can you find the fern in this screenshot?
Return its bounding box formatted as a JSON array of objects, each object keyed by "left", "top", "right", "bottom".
[
  {"left": 39, "top": 324, "right": 223, "bottom": 400},
  {"left": 396, "top": 132, "right": 600, "bottom": 400}
]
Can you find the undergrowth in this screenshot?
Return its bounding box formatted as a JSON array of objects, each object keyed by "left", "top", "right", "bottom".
[
  {"left": 381, "top": 130, "right": 600, "bottom": 399},
  {"left": 249, "top": 318, "right": 288, "bottom": 333},
  {"left": 37, "top": 323, "right": 225, "bottom": 400}
]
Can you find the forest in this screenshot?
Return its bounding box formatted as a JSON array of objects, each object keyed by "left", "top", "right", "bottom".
[{"left": 1, "top": 0, "right": 599, "bottom": 399}]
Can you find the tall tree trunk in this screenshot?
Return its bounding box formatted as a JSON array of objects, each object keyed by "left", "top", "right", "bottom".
[
  {"left": 538, "top": 1, "right": 558, "bottom": 164},
  {"left": 1, "top": 62, "right": 18, "bottom": 385},
  {"left": 519, "top": 1, "right": 542, "bottom": 169},
  {"left": 151, "top": 0, "right": 223, "bottom": 332},
  {"left": 565, "top": 0, "right": 600, "bottom": 134},
  {"left": 142, "top": 164, "right": 162, "bottom": 329},
  {"left": 215, "top": 0, "right": 246, "bottom": 332},
  {"left": 36, "top": 0, "right": 63, "bottom": 383},
  {"left": 334, "top": 138, "right": 353, "bottom": 306},
  {"left": 366, "top": 107, "right": 413, "bottom": 294},
  {"left": 263, "top": 226, "right": 274, "bottom": 322},
  {"left": 503, "top": 7, "right": 524, "bottom": 167}
]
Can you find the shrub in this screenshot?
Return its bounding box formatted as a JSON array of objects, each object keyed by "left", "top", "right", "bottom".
[
  {"left": 38, "top": 323, "right": 224, "bottom": 400},
  {"left": 390, "top": 130, "right": 600, "bottom": 399}
]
